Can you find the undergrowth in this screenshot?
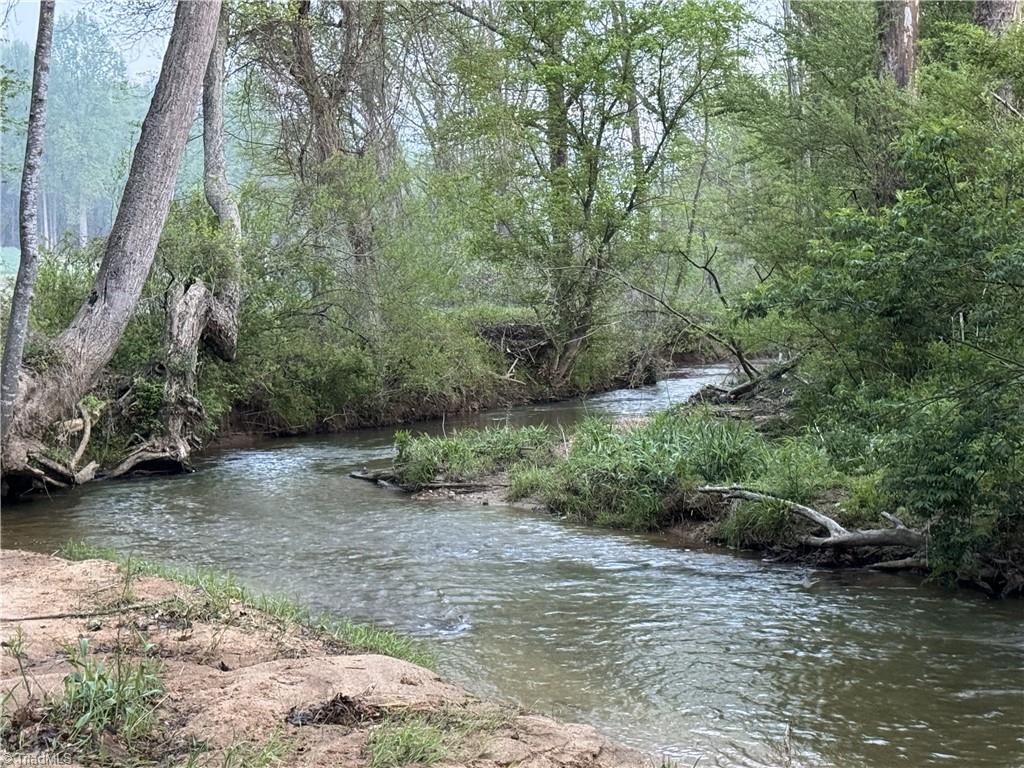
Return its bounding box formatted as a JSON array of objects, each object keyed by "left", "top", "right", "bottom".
[
  {"left": 393, "top": 425, "right": 554, "bottom": 488},
  {"left": 396, "top": 408, "right": 880, "bottom": 549}
]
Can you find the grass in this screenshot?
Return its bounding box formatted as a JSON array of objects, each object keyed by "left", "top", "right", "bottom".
[
  {"left": 365, "top": 707, "right": 512, "bottom": 768},
  {"left": 367, "top": 716, "right": 447, "bottom": 768},
  {"left": 506, "top": 463, "right": 558, "bottom": 501},
  {"left": 216, "top": 731, "right": 292, "bottom": 767},
  {"left": 397, "top": 407, "right": 883, "bottom": 551},
  {"left": 393, "top": 425, "right": 554, "bottom": 488},
  {"left": 49, "top": 637, "right": 164, "bottom": 753},
  {"left": 58, "top": 541, "right": 435, "bottom": 669}
]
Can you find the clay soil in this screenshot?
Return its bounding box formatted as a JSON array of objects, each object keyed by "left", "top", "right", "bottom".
[{"left": 0, "top": 549, "right": 653, "bottom": 767}]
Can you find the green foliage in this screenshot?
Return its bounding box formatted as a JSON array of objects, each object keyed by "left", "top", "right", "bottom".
[
  {"left": 364, "top": 707, "right": 509, "bottom": 768},
  {"left": 755, "top": 438, "right": 837, "bottom": 504},
  {"left": 716, "top": 500, "right": 799, "bottom": 550},
  {"left": 366, "top": 716, "right": 446, "bottom": 768},
  {"left": 47, "top": 638, "right": 163, "bottom": 753},
  {"left": 394, "top": 426, "right": 553, "bottom": 488},
  {"left": 506, "top": 463, "right": 558, "bottom": 501},
  {"left": 216, "top": 732, "right": 291, "bottom": 768}
]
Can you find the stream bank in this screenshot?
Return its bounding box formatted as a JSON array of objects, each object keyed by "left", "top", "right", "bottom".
[
  {"left": 0, "top": 548, "right": 649, "bottom": 767},
  {"left": 3, "top": 367, "right": 1020, "bottom": 767}
]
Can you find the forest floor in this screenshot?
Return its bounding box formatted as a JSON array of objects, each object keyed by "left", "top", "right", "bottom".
[{"left": 0, "top": 549, "right": 652, "bottom": 767}]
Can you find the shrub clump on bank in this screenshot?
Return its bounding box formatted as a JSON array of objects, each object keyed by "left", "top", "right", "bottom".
[{"left": 391, "top": 406, "right": 1023, "bottom": 594}]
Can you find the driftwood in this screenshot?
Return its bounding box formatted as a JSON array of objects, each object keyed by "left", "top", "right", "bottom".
[
  {"left": 349, "top": 469, "right": 500, "bottom": 493},
  {"left": 694, "top": 357, "right": 801, "bottom": 405},
  {"left": 697, "top": 485, "right": 927, "bottom": 555}
]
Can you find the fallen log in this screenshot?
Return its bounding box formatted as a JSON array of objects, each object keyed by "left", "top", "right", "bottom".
[{"left": 697, "top": 485, "right": 927, "bottom": 552}]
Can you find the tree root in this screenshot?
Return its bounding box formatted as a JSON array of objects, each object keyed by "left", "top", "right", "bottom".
[{"left": 106, "top": 442, "right": 191, "bottom": 479}]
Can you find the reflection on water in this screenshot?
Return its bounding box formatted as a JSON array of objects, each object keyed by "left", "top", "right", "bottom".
[{"left": 2, "top": 368, "right": 1022, "bottom": 767}]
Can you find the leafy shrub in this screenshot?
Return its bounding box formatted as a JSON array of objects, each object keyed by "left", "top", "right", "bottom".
[
  {"left": 754, "top": 437, "right": 837, "bottom": 503},
  {"left": 716, "top": 500, "right": 799, "bottom": 550}
]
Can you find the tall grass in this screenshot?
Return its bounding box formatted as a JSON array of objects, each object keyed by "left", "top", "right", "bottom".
[
  {"left": 393, "top": 425, "right": 553, "bottom": 488},
  {"left": 49, "top": 638, "right": 164, "bottom": 752}
]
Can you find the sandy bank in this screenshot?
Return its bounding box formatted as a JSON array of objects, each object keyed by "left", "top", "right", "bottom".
[{"left": 0, "top": 549, "right": 652, "bottom": 767}]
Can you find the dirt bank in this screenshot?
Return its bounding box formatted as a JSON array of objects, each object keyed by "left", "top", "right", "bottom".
[{"left": 0, "top": 549, "right": 652, "bottom": 767}]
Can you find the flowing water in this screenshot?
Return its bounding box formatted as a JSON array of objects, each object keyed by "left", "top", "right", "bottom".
[{"left": 2, "top": 367, "right": 1022, "bottom": 767}]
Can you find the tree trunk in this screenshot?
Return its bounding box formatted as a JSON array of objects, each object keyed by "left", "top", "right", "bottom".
[
  {"left": 124, "top": 2, "right": 243, "bottom": 476},
  {"left": 975, "top": 0, "right": 1021, "bottom": 109},
  {"left": 877, "top": 0, "right": 919, "bottom": 90},
  {"left": 974, "top": 0, "right": 1021, "bottom": 33},
  {"left": 0, "top": 1, "right": 54, "bottom": 441},
  {"left": 291, "top": 0, "right": 344, "bottom": 171},
  {"left": 77, "top": 188, "right": 88, "bottom": 247},
  {"left": 39, "top": 189, "right": 50, "bottom": 249},
  {"left": 2, "top": 0, "right": 221, "bottom": 476}
]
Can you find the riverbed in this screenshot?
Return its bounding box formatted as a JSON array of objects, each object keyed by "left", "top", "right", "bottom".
[{"left": 2, "top": 367, "right": 1021, "bottom": 767}]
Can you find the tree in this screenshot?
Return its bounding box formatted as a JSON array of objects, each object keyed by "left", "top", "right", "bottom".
[
  {"left": 448, "top": 0, "right": 742, "bottom": 385},
  {"left": 113, "top": 2, "right": 243, "bottom": 475},
  {"left": 877, "top": 0, "right": 920, "bottom": 89},
  {"left": 2, "top": 0, "right": 222, "bottom": 486},
  {"left": 47, "top": 12, "right": 137, "bottom": 247},
  {"left": 973, "top": 0, "right": 1021, "bottom": 33},
  {"left": 0, "top": 1, "right": 54, "bottom": 441}
]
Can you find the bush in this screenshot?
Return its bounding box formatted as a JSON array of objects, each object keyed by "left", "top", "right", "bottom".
[
  {"left": 716, "top": 500, "right": 799, "bottom": 550},
  {"left": 755, "top": 437, "right": 837, "bottom": 503}
]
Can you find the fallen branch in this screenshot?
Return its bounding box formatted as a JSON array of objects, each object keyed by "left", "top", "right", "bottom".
[
  {"left": 700, "top": 357, "right": 801, "bottom": 404},
  {"left": 869, "top": 558, "right": 927, "bottom": 571},
  {"left": 0, "top": 599, "right": 176, "bottom": 623},
  {"left": 697, "top": 485, "right": 926, "bottom": 551},
  {"left": 698, "top": 485, "right": 846, "bottom": 537}
]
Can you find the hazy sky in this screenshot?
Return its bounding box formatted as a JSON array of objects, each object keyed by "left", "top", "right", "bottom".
[{"left": 3, "top": 0, "right": 167, "bottom": 78}]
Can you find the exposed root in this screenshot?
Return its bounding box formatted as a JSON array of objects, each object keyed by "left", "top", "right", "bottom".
[{"left": 106, "top": 443, "right": 191, "bottom": 479}]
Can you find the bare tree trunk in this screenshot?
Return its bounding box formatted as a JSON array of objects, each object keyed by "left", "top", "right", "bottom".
[
  {"left": 0, "top": 1, "right": 54, "bottom": 441},
  {"left": 77, "top": 188, "right": 88, "bottom": 247},
  {"left": 877, "top": 0, "right": 919, "bottom": 90},
  {"left": 118, "top": 2, "right": 243, "bottom": 476},
  {"left": 2, "top": 0, "right": 221, "bottom": 477},
  {"left": 974, "top": 0, "right": 1021, "bottom": 32},
  {"left": 39, "top": 189, "right": 50, "bottom": 249}
]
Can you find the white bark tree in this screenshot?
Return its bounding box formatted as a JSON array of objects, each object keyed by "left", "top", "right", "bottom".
[
  {"left": 0, "top": 0, "right": 55, "bottom": 440},
  {"left": 112, "top": 3, "right": 244, "bottom": 476}
]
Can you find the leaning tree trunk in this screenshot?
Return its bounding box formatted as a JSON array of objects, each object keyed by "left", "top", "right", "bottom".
[
  {"left": 877, "top": 0, "right": 920, "bottom": 90},
  {"left": 2, "top": 0, "right": 221, "bottom": 485},
  {"left": 0, "top": 0, "right": 54, "bottom": 441},
  {"left": 112, "top": 3, "right": 242, "bottom": 477}
]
